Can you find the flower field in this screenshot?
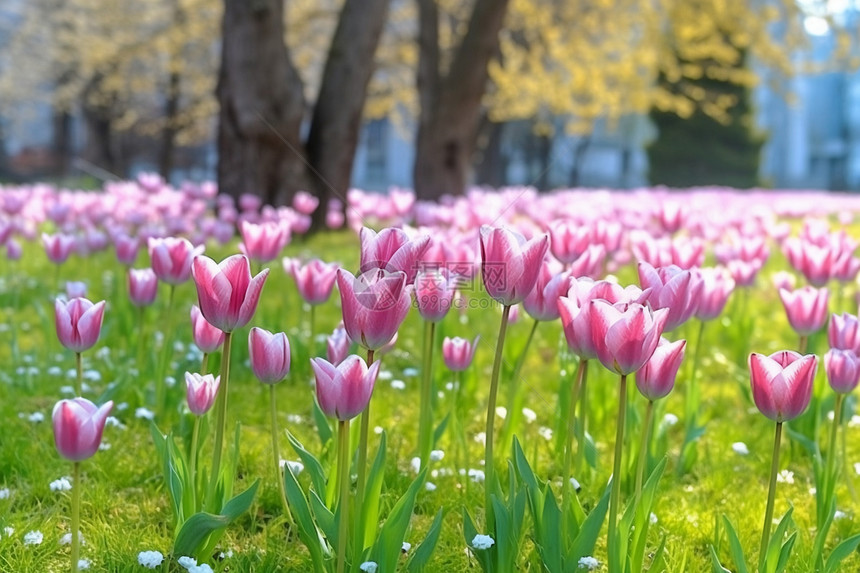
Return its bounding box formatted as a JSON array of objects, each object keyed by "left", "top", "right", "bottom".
[{"left": 2, "top": 179, "right": 860, "bottom": 571}]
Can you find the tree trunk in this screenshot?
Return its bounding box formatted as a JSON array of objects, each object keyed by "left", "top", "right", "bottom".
[
  {"left": 217, "top": 0, "right": 307, "bottom": 206},
  {"left": 52, "top": 109, "right": 72, "bottom": 178},
  {"left": 81, "top": 75, "right": 118, "bottom": 177},
  {"left": 306, "top": 0, "right": 391, "bottom": 230},
  {"left": 569, "top": 136, "right": 592, "bottom": 187},
  {"left": 475, "top": 118, "right": 506, "bottom": 187},
  {"left": 413, "top": 0, "right": 510, "bottom": 200},
  {"left": 159, "top": 70, "right": 180, "bottom": 180}
]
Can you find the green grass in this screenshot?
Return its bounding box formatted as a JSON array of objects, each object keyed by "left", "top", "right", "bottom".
[{"left": 0, "top": 229, "right": 859, "bottom": 571}]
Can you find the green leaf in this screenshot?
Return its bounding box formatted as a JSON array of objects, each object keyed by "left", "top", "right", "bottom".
[
  {"left": 569, "top": 483, "right": 610, "bottom": 561},
  {"left": 432, "top": 414, "right": 450, "bottom": 447},
  {"left": 362, "top": 431, "right": 388, "bottom": 549},
  {"left": 463, "top": 508, "right": 492, "bottom": 572},
  {"left": 774, "top": 532, "right": 797, "bottom": 573},
  {"left": 709, "top": 545, "right": 731, "bottom": 573},
  {"left": 283, "top": 465, "right": 327, "bottom": 571},
  {"left": 784, "top": 423, "right": 819, "bottom": 457},
  {"left": 309, "top": 489, "right": 336, "bottom": 546},
  {"left": 405, "top": 509, "right": 444, "bottom": 572},
  {"left": 312, "top": 400, "right": 333, "bottom": 446},
  {"left": 765, "top": 508, "right": 794, "bottom": 573},
  {"left": 721, "top": 515, "right": 749, "bottom": 573},
  {"left": 824, "top": 532, "right": 860, "bottom": 573},
  {"left": 288, "top": 432, "right": 328, "bottom": 497},
  {"left": 536, "top": 489, "right": 561, "bottom": 572},
  {"left": 375, "top": 468, "right": 427, "bottom": 572}
]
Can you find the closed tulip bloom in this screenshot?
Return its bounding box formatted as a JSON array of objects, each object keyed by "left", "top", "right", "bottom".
[
  {"left": 42, "top": 232, "right": 76, "bottom": 264},
  {"left": 327, "top": 324, "right": 351, "bottom": 365},
  {"left": 191, "top": 254, "right": 269, "bottom": 332},
  {"left": 749, "top": 351, "right": 818, "bottom": 422},
  {"left": 783, "top": 239, "right": 833, "bottom": 287},
  {"left": 249, "top": 327, "right": 291, "bottom": 384},
  {"left": 828, "top": 312, "right": 860, "bottom": 352},
  {"left": 288, "top": 258, "right": 340, "bottom": 305},
  {"left": 336, "top": 268, "right": 411, "bottom": 351},
  {"left": 359, "top": 227, "right": 430, "bottom": 284},
  {"left": 635, "top": 338, "right": 686, "bottom": 400},
  {"left": 779, "top": 286, "right": 829, "bottom": 336},
  {"left": 6, "top": 238, "right": 21, "bottom": 261},
  {"left": 414, "top": 268, "right": 458, "bottom": 322},
  {"left": 825, "top": 349, "right": 860, "bottom": 394},
  {"left": 185, "top": 372, "right": 220, "bottom": 415},
  {"left": 693, "top": 267, "right": 735, "bottom": 321},
  {"left": 523, "top": 261, "right": 570, "bottom": 321},
  {"left": 568, "top": 244, "right": 606, "bottom": 280},
  {"left": 190, "top": 305, "right": 225, "bottom": 353},
  {"left": 479, "top": 225, "right": 549, "bottom": 306},
  {"left": 239, "top": 220, "right": 291, "bottom": 263},
  {"left": 588, "top": 300, "right": 669, "bottom": 376},
  {"left": 52, "top": 398, "right": 113, "bottom": 461},
  {"left": 548, "top": 220, "right": 592, "bottom": 264},
  {"left": 114, "top": 234, "right": 140, "bottom": 266},
  {"left": 311, "top": 355, "right": 381, "bottom": 421},
  {"left": 148, "top": 237, "right": 204, "bottom": 285},
  {"left": 638, "top": 263, "right": 703, "bottom": 332},
  {"left": 442, "top": 335, "right": 479, "bottom": 371},
  {"left": 128, "top": 268, "right": 158, "bottom": 307},
  {"left": 293, "top": 191, "right": 320, "bottom": 215},
  {"left": 55, "top": 297, "right": 106, "bottom": 353}
]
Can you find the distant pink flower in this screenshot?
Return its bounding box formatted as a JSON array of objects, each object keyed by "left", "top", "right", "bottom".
[
  {"left": 635, "top": 338, "right": 686, "bottom": 400},
  {"left": 52, "top": 398, "right": 113, "bottom": 461},
  {"left": 148, "top": 237, "right": 204, "bottom": 285},
  {"left": 523, "top": 261, "right": 569, "bottom": 321},
  {"left": 239, "top": 221, "right": 290, "bottom": 263},
  {"left": 771, "top": 271, "right": 796, "bottom": 292},
  {"left": 6, "top": 239, "right": 21, "bottom": 261},
  {"left": 55, "top": 298, "right": 106, "bottom": 353},
  {"left": 128, "top": 268, "right": 158, "bottom": 307},
  {"left": 479, "top": 226, "right": 549, "bottom": 306},
  {"left": 191, "top": 254, "right": 269, "bottom": 332},
  {"left": 829, "top": 313, "right": 860, "bottom": 353},
  {"left": 249, "top": 327, "right": 291, "bottom": 384},
  {"left": 442, "top": 335, "right": 479, "bottom": 372},
  {"left": 693, "top": 267, "right": 735, "bottom": 321},
  {"left": 287, "top": 258, "right": 339, "bottom": 305},
  {"left": 588, "top": 300, "right": 669, "bottom": 376},
  {"left": 548, "top": 220, "right": 591, "bottom": 264},
  {"left": 825, "top": 349, "right": 860, "bottom": 394},
  {"left": 783, "top": 239, "right": 833, "bottom": 287},
  {"left": 190, "top": 305, "right": 225, "bottom": 353},
  {"left": 638, "top": 263, "right": 702, "bottom": 331},
  {"left": 568, "top": 244, "right": 606, "bottom": 279},
  {"left": 311, "top": 355, "right": 380, "bottom": 421},
  {"left": 66, "top": 281, "right": 87, "bottom": 299},
  {"left": 185, "top": 372, "right": 220, "bottom": 416},
  {"left": 749, "top": 351, "right": 817, "bottom": 422},
  {"left": 336, "top": 268, "right": 411, "bottom": 351},
  {"left": 359, "top": 227, "right": 430, "bottom": 284},
  {"left": 293, "top": 191, "right": 319, "bottom": 216},
  {"left": 414, "top": 268, "right": 459, "bottom": 322},
  {"left": 114, "top": 234, "right": 140, "bottom": 266},
  {"left": 327, "top": 324, "right": 351, "bottom": 365},
  {"left": 42, "top": 233, "right": 75, "bottom": 265},
  {"left": 779, "top": 286, "right": 829, "bottom": 336}
]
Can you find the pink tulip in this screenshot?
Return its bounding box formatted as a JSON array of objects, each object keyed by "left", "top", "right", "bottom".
[
  {"left": 783, "top": 238, "right": 833, "bottom": 287},
  {"left": 638, "top": 263, "right": 702, "bottom": 332},
  {"left": 239, "top": 220, "right": 291, "bottom": 263},
  {"left": 635, "top": 338, "right": 686, "bottom": 400},
  {"left": 588, "top": 300, "right": 669, "bottom": 376},
  {"left": 191, "top": 254, "right": 269, "bottom": 332},
  {"left": 568, "top": 244, "right": 606, "bottom": 279},
  {"left": 287, "top": 258, "right": 340, "bottom": 305},
  {"left": 749, "top": 351, "right": 818, "bottom": 422},
  {"left": 327, "top": 324, "right": 351, "bottom": 365},
  {"left": 778, "top": 286, "right": 829, "bottom": 336},
  {"left": 66, "top": 281, "right": 87, "bottom": 299},
  {"left": 249, "top": 327, "right": 291, "bottom": 384},
  {"left": 548, "top": 220, "right": 591, "bottom": 264},
  {"left": 148, "top": 237, "right": 204, "bottom": 285},
  {"left": 727, "top": 258, "right": 763, "bottom": 287},
  {"left": 52, "top": 398, "right": 113, "bottom": 461},
  {"left": 128, "top": 268, "right": 158, "bottom": 307},
  {"left": 42, "top": 232, "right": 75, "bottom": 264},
  {"left": 55, "top": 297, "right": 106, "bottom": 353},
  {"left": 6, "top": 239, "right": 21, "bottom": 261},
  {"left": 771, "top": 271, "right": 796, "bottom": 292},
  {"left": 523, "top": 261, "right": 569, "bottom": 321},
  {"left": 336, "top": 268, "right": 411, "bottom": 351},
  {"left": 293, "top": 191, "right": 319, "bottom": 215},
  {"left": 311, "top": 355, "right": 381, "bottom": 421},
  {"left": 693, "top": 267, "right": 735, "bottom": 321},
  {"left": 190, "top": 305, "right": 225, "bottom": 353},
  {"left": 825, "top": 349, "right": 860, "bottom": 394},
  {"left": 414, "top": 268, "right": 459, "bottom": 322},
  {"left": 114, "top": 234, "right": 140, "bottom": 266},
  {"left": 359, "top": 227, "right": 430, "bottom": 284},
  {"left": 185, "top": 372, "right": 220, "bottom": 415},
  {"left": 479, "top": 225, "right": 549, "bottom": 306},
  {"left": 442, "top": 335, "right": 479, "bottom": 371},
  {"left": 829, "top": 313, "right": 860, "bottom": 352}
]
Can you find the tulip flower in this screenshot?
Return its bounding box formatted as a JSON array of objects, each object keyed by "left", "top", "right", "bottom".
[
  {"left": 287, "top": 258, "right": 340, "bottom": 305},
  {"left": 336, "top": 268, "right": 411, "bottom": 352},
  {"left": 191, "top": 254, "right": 269, "bottom": 333},
  {"left": 190, "top": 305, "right": 225, "bottom": 355},
  {"left": 828, "top": 312, "right": 860, "bottom": 353},
  {"left": 239, "top": 220, "right": 291, "bottom": 264},
  {"left": 327, "top": 324, "right": 351, "bottom": 365},
  {"left": 523, "top": 261, "right": 569, "bottom": 322},
  {"left": 778, "top": 286, "right": 829, "bottom": 348},
  {"left": 479, "top": 225, "right": 549, "bottom": 306},
  {"left": 311, "top": 355, "right": 380, "bottom": 421},
  {"left": 114, "top": 234, "right": 140, "bottom": 266},
  {"left": 548, "top": 220, "right": 592, "bottom": 264},
  {"left": 293, "top": 191, "right": 319, "bottom": 215},
  {"left": 693, "top": 267, "right": 735, "bottom": 321},
  {"left": 52, "top": 397, "right": 113, "bottom": 573},
  {"left": 128, "top": 268, "right": 158, "bottom": 307},
  {"left": 148, "top": 237, "right": 204, "bottom": 285},
  {"left": 359, "top": 226, "right": 430, "bottom": 284},
  {"left": 42, "top": 232, "right": 76, "bottom": 265},
  {"left": 249, "top": 327, "right": 291, "bottom": 384},
  {"left": 825, "top": 348, "right": 860, "bottom": 395},
  {"left": 55, "top": 297, "right": 106, "bottom": 395},
  {"left": 638, "top": 263, "right": 702, "bottom": 332},
  {"left": 783, "top": 238, "right": 833, "bottom": 287},
  {"left": 414, "top": 268, "right": 459, "bottom": 323},
  {"left": 185, "top": 372, "right": 220, "bottom": 416},
  {"left": 442, "top": 336, "right": 479, "bottom": 372}
]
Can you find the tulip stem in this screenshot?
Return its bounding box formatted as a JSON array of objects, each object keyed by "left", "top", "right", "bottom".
[
  {"left": 354, "top": 348, "right": 374, "bottom": 553},
  {"left": 308, "top": 304, "right": 316, "bottom": 358},
  {"left": 635, "top": 400, "right": 656, "bottom": 502},
  {"left": 825, "top": 394, "right": 844, "bottom": 514},
  {"left": 608, "top": 373, "right": 628, "bottom": 571},
  {"left": 136, "top": 306, "right": 146, "bottom": 377},
  {"left": 71, "top": 461, "right": 80, "bottom": 573},
  {"left": 798, "top": 335, "right": 808, "bottom": 355},
  {"left": 207, "top": 330, "right": 232, "bottom": 511},
  {"left": 155, "top": 284, "right": 177, "bottom": 413},
  {"left": 75, "top": 352, "right": 82, "bottom": 396},
  {"left": 484, "top": 304, "right": 511, "bottom": 531},
  {"left": 337, "top": 419, "right": 350, "bottom": 573},
  {"left": 501, "top": 318, "right": 540, "bottom": 452},
  {"left": 842, "top": 412, "right": 858, "bottom": 502},
  {"left": 760, "top": 421, "right": 783, "bottom": 570},
  {"left": 562, "top": 358, "right": 584, "bottom": 542},
  {"left": 200, "top": 352, "right": 209, "bottom": 376},
  {"left": 573, "top": 359, "right": 590, "bottom": 476},
  {"left": 189, "top": 416, "right": 200, "bottom": 509},
  {"left": 270, "top": 385, "right": 292, "bottom": 525},
  {"left": 418, "top": 320, "right": 436, "bottom": 467}
]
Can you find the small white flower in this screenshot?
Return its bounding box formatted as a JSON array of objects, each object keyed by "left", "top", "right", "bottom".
[
  {"left": 854, "top": 462, "right": 860, "bottom": 476},
  {"left": 116, "top": 402, "right": 129, "bottom": 411},
  {"left": 28, "top": 412, "right": 44, "bottom": 423},
  {"left": 285, "top": 460, "right": 304, "bottom": 475},
  {"left": 137, "top": 550, "right": 164, "bottom": 569},
  {"left": 77, "top": 559, "right": 91, "bottom": 570},
  {"left": 135, "top": 407, "right": 155, "bottom": 420},
  {"left": 402, "top": 541, "right": 411, "bottom": 552},
  {"left": 538, "top": 426, "right": 553, "bottom": 441},
  {"left": 570, "top": 477, "right": 581, "bottom": 492},
  {"left": 411, "top": 457, "right": 422, "bottom": 473},
  {"left": 3, "top": 527, "right": 14, "bottom": 537},
  {"left": 24, "top": 530, "right": 43, "bottom": 545},
  {"left": 391, "top": 379, "right": 406, "bottom": 390},
  {"left": 468, "top": 469, "right": 485, "bottom": 483},
  {"left": 178, "top": 556, "right": 197, "bottom": 568},
  {"left": 0, "top": 488, "right": 10, "bottom": 500},
  {"left": 105, "top": 416, "right": 125, "bottom": 429},
  {"left": 50, "top": 477, "right": 72, "bottom": 492},
  {"left": 495, "top": 406, "right": 507, "bottom": 419},
  {"left": 189, "top": 565, "right": 214, "bottom": 573},
  {"left": 777, "top": 470, "right": 794, "bottom": 484},
  {"left": 473, "top": 432, "right": 487, "bottom": 445},
  {"left": 99, "top": 442, "right": 111, "bottom": 451},
  {"left": 286, "top": 414, "right": 303, "bottom": 424},
  {"left": 649, "top": 512, "right": 658, "bottom": 524},
  {"left": 430, "top": 450, "right": 445, "bottom": 462},
  {"left": 403, "top": 367, "right": 419, "bottom": 377},
  {"left": 849, "top": 415, "right": 860, "bottom": 428},
  {"left": 218, "top": 549, "right": 234, "bottom": 559},
  {"left": 578, "top": 556, "right": 600, "bottom": 570},
  {"left": 374, "top": 426, "right": 384, "bottom": 435},
  {"left": 359, "top": 561, "right": 379, "bottom": 573},
  {"left": 731, "top": 442, "right": 749, "bottom": 455},
  {"left": 59, "top": 533, "right": 84, "bottom": 545},
  {"left": 827, "top": 410, "right": 835, "bottom": 421},
  {"left": 378, "top": 370, "right": 393, "bottom": 380},
  {"left": 83, "top": 369, "right": 101, "bottom": 381},
  {"left": 60, "top": 385, "right": 76, "bottom": 395},
  {"left": 835, "top": 510, "right": 849, "bottom": 520},
  {"left": 471, "top": 534, "right": 495, "bottom": 550},
  {"left": 662, "top": 413, "right": 679, "bottom": 427},
  {"left": 809, "top": 487, "right": 817, "bottom": 495},
  {"left": 522, "top": 407, "right": 537, "bottom": 423},
  {"left": 425, "top": 482, "right": 437, "bottom": 491},
  {"left": 48, "top": 366, "right": 63, "bottom": 376}
]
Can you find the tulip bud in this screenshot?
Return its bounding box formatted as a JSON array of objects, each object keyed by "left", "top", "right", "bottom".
[
  {"left": 311, "top": 355, "right": 380, "bottom": 421},
  {"left": 52, "top": 398, "right": 113, "bottom": 461},
  {"left": 249, "top": 327, "right": 291, "bottom": 384},
  {"left": 749, "top": 351, "right": 818, "bottom": 423},
  {"left": 442, "top": 336, "right": 479, "bottom": 372},
  {"left": 128, "top": 268, "right": 158, "bottom": 307},
  {"left": 635, "top": 339, "right": 686, "bottom": 401},
  {"left": 191, "top": 254, "right": 268, "bottom": 332},
  {"left": 190, "top": 305, "right": 225, "bottom": 353},
  {"left": 825, "top": 349, "right": 860, "bottom": 394},
  {"left": 55, "top": 297, "right": 106, "bottom": 353},
  {"left": 185, "top": 372, "right": 220, "bottom": 415}
]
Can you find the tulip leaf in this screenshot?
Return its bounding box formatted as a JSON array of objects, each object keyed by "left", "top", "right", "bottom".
[
  {"left": 764, "top": 507, "right": 794, "bottom": 573},
  {"left": 432, "top": 413, "right": 450, "bottom": 446},
  {"left": 283, "top": 463, "right": 327, "bottom": 571},
  {"left": 824, "top": 532, "right": 860, "bottom": 573},
  {"left": 462, "top": 508, "right": 492, "bottom": 572},
  {"left": 374, "top": 467, "right": 427, "bottom": 572},
  {"left": 721, "top": 515, "right": 749, "bottom": 573},
  {"left": 709, "top": 545, "right": 732, "bottom": 573},
  {"left": 569, "top": 483, "right": 610, "bottom": 562},
  {"left": 405, "top": 509, "right": 444, "bottom": 572},
  {"left": 288, "top": 431, "right": 327, "bottom": 497},
  {"left": 309, "top": 489, "right": 336, "bottom": 547},
  {"left": 361, "top": 431, "right": 388, "bottom": 549},
  {"left": 312, "top": 400, "right": 333, "bottom": 446}
]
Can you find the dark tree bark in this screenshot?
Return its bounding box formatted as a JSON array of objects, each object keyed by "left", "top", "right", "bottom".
[
  {"left": 81, "top": 75, "right": 118, "bottom": 176},
  {"left": 475, "top": 118, "right": 507, "bottom": 187},
  {"left": 569, "top": 136, "right": 592, "bottom": 187},
  {"left": 413, "top": 0, "right": 511, "bottom": 200},
  {"left": 159, "top": 0, "right": 185, "bottom": 181},
  {"left": 217, "top": 0, "right": 307, "bottom": 206},
  {"left": 52, "top": 109, "right": 72, "bottom": 177},
  {"left": 306, "top": 0, "right": 391, "bottom": 230}
]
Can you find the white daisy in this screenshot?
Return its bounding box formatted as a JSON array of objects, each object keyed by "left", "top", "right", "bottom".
[
  {"left": 471, "top": 534, "right": 494, "bottom": 550},
  {"left": 137, "top": 550, "right": 164, "bottom": 569}
]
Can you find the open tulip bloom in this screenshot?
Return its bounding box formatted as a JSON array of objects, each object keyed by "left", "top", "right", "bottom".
[{"left": 358, "top": 226, "right": 431, "bottom": 284}]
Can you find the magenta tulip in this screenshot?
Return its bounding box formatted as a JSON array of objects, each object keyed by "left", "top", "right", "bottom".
[
  {"left": 42, "top": 232, "right": 75, "bottom": 265},
  {"left": 588, "top": 300, "right": 669, "bottom": 376},
  {"left": 442, "top": 335, "right": 479, "bottom": 372},
  {"left": 479, "top": 225, "right": 549, "bottom": 306},
  {"left": 190, "top": 305, "right": 225, "bottom": 353},
  {"left": 287, "top": 258, "right": 340, "bottom": 305},
  {"left": 327, "top": 324, "right": 351, "bottom": 365},
  {"left": 635, "top": 338, "right": 686, "bottom": 400},
  {"left": 249, "top": 327, "right": 291, "bottom": 384},
  {"left": 825, "top": 349, "right": 860, "bottom": 394},
  {"left": 359, "top": 227, "right": 430, "bottom": 284},
  {"left": 749, "top": 351, "right": 818, "bottom": 422},
  {"left": 114, "top": 234, "right": 140, "bottom": 266},
  {"left": 311, "top": 355, "right": 381, "bottom": 421},
  {"left": 548, "top": 220, "right": 591, "bottom": 264},
  {"left": 52, "top": 398, "right": 113, "bottom": 462},
  {"left": 191, "top": 254, "right": 269, "bottom": 332},
  {"left": 336, "top": 268, "right": 411, "bottom": 351},
  {"left": 55, "top": 297, "right": 106, "bottom": 353},
  {"left": 148, "top": 237, "right": 204, "bottom": 285},
  {"left": 778, "top": 286, "right": 829, "bottom": 336},
  {"left": 828, "top": 312, "right": 860, "bottom": 352},
  {"left": 128, "top": 268, "right": 158, "bottom": 307},
  {"left": 185, "top": 372, "right": 220, "bottom": 415},
  {"left": 239, "top": 220, "right": 290, "bottom": 263},
  {"left": 638, "top": 262, "right": 702, "bottom": 332},
  {"left": 414, "top": 268, "right": 459, "bottom": 322},
  {"left": 523, "top": 261, "right": 569, "bottom": 321},
  {"left": 693, "top": 267, "right": 735, "bottom": 321}
]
